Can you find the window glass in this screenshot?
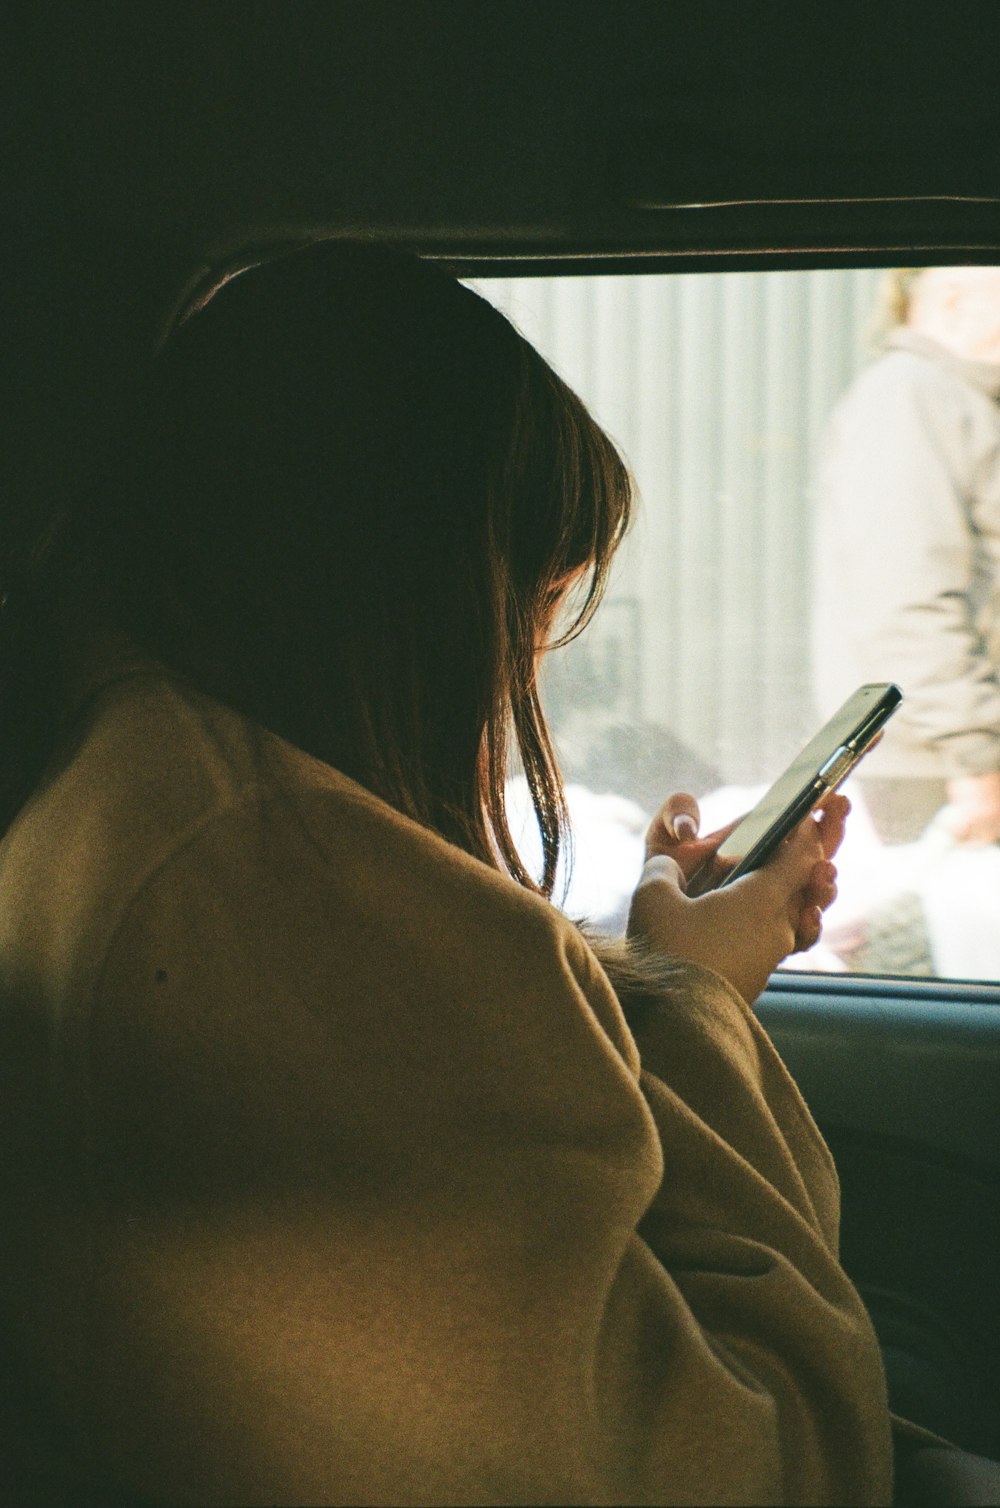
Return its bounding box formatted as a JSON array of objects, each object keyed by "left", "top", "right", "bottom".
[{"left": 469, "top": 270, "right": 1000, "bottom": 982}]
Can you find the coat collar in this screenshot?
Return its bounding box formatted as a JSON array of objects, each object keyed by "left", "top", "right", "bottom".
[
  {"left": 62, "top": 628, "right": 190, "bottom": 730},
  {"left": 886, "top": 327, "right": 1000, "bottom": 401}
]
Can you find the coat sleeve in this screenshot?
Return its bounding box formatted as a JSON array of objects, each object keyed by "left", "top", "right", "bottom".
[
  {"left": 572, "top": 939, "right": 893, "bottom": 1506},
  {"left": 816, "top": 360, "right": 1000, "bottom": 775},
  {"left": 0, "top": 799, "right": 893, "bottom": 1507},
  {"left": 622, "top": 958, "right": 891, "bottom": 1502}
]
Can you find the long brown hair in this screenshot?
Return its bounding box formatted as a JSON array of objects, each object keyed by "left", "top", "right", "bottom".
[{"left": 1, "top": 243, "right": 632, "bottom": 894}]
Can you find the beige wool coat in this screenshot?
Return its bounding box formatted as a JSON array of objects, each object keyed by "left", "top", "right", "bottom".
[{"left": 0, "top": 651, "right": 894, "bottom": 1505}]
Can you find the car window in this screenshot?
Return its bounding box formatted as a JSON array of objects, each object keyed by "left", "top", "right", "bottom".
[{"left": 469, "top": 269, "right": 1000, "bottom": 984}]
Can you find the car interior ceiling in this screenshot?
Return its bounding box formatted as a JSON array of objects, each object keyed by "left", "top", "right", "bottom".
[{"left": 5, "top": 0, "right": 1000, "bottom": 1467}]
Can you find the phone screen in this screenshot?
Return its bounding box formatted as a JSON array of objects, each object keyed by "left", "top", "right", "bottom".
[{"left": 710, "top": 682, "right": 902, "bottom": 883}]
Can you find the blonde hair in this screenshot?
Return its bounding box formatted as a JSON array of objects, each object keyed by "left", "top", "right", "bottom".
[{"left": 867, "top": 267, "right": 928, "bottom": 351}]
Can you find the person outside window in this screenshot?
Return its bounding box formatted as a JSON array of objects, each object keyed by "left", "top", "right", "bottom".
[{"left": 812, "top": 265, "right": 1000, "bottom": 848}]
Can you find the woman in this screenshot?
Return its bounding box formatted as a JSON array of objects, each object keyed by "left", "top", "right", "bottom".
[{"left": 0, "top": 241, "right": 890, "bottom": 1505}]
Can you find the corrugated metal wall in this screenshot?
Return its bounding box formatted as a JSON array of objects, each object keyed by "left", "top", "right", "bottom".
[{"left": 469, "top": 269, "right": 884, "bottom": 786}]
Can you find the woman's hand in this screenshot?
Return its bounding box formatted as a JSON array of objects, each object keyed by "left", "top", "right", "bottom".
[
  {"left": 945, "top": 772, "right": 1000, "bottom": 844},
  {"left": 626, "top": 791, "right": 850, "bottom": 1005}
]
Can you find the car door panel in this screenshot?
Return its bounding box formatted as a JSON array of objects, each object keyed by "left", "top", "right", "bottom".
[{"left": 758, "top": 979, "right": 1000, "bottom": 1456}]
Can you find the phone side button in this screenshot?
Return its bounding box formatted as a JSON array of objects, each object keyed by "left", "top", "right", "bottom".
[{"left": 817, "top": 745, "right": 854, "bottom": 785}]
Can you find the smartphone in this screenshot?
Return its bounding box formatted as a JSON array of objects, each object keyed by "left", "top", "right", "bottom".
[{"left": 689, "top": 682, "right": 902, "bottom": 895}]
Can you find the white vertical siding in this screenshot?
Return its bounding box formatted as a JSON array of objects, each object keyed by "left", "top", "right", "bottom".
[{"left": 469, "top": 268, "right": 884, "bottom": 785}]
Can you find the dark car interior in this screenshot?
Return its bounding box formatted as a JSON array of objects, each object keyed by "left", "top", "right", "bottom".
[{"left": 5, "top": 0, "right": 1000, "bottom": 1478}]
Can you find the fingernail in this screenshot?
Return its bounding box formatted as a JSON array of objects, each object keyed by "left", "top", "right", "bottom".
[{"left": 672, "top": 813, "right": 698, "bottom": 841}]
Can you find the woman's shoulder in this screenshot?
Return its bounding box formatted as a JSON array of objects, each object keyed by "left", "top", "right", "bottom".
[
  {"left": 17, "top": 669, "right": 660, "bottom": 1152},
  {"left": 0, "top": 661, "right": 264, "bottom": 999},
  {"left": 2, "top": 659, "right": 263, "bottom": 883},
  {"left": 0, "top": 655, "right": 597, "bottom": 1026}
]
